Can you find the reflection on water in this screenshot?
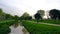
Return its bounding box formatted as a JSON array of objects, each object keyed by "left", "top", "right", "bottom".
[
  {"left": 13, "top": 23, "right": 19, "bottom": 28},
  {"left": 9, "top": 23, "right": 29, "bottom": 34},
  {"left": 22, "top": 28, "right": 29, "bottom": 34}
]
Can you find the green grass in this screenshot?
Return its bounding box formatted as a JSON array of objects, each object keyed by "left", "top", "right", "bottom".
[
  {"left": 21, "top": 20, "right": 60, "bottom": 34},
  {"left": 0, "top": 20, "right": 17, "bottom": 26},
  {"left": 31, "top": 19, "right": 60, "bottom": 24},
  {"left": 0, "top": 20, "right": 17, "bottom": 34}
]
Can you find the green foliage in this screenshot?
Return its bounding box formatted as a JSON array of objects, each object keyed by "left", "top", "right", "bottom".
[
  {"left": 49, "top": 9, "right": 60, "bottom": 20},
  {"left": 22, "top": 12, "right": 29, "bottom": 17},
  {"left": 4, "top": 14, "right": 15, "bottom": 20},
  {"left": 21, "top": 20, "right": 60, "bottom": 34},
  {"left": 0, "top": 9, "right": 3, "bottom": 14},
  {"left": 34, "top": 12, "right": 42, "bottom": 21},
  {"left": 0, "top": 8, "right": 16, "bottom": 20},
  {"left": 13, "top": 15, "right": 19, "bottom": 20},
  {"left": 20, "top": 12, "right": 32, "bottom": 20},
  {"left": 5, "top": 14, "right": 11, "bottom": 20},
  {"left": 0, "top": 9, "right": 4, "bottom": 20},
  {"left": 0, "top": 27, "right": 11, "bottom": 34},
  {"left": 37, "top": 10, "right": 45, "bottom": 17}
]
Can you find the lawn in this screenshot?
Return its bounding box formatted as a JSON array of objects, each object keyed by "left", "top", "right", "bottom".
[
  {"left": 21, "top": 20, "right": 60, "bottom": 34},
  {"left": 31, "top": 19, "right": 60, "bottom": 24}
]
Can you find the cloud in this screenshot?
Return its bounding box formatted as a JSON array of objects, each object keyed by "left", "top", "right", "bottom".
[{"left": 0, "top": 0, "right": 60, "bottom": 16}]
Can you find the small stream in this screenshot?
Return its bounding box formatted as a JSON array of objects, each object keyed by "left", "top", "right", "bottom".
[{"left": 9, "top": 22, "right": 29, "bottom": 34}]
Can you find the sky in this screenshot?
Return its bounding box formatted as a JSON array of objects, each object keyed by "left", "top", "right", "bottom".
[{"left": 0, "top": 0, "right": 60, "bottom": 16}]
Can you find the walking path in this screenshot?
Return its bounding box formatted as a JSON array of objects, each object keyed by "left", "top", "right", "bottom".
[
  {"left": 28, "top": 21, "right": 60, "bottom": 26},
  {"left": 38, "top": 22, "right": 60, "bottom": 26}
]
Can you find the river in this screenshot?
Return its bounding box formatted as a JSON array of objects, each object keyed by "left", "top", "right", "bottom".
[{"left": 9, "top": 22, "right": 29, "bottom": 34}]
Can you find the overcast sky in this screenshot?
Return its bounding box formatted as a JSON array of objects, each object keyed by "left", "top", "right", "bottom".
[{"left": 0, "top": 0, "right": 60, "bottom": 16}]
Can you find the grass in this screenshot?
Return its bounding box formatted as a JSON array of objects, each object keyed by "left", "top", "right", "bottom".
[
  {"left": 0, "top": 20, "right": 17, "bottom": 26},
  {"left": 31, "top": 19, "right": 60, "bottom": 24},
  {"left": 21, "top": 20, "right": 60, "bottom": 34},
  {"left": 0, "top": 20, "right": 17, "bottom": 34}
]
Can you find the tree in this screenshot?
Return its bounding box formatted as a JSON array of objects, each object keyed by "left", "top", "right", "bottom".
[
  {"left": 4, "top": 14, "right": 14, "bottom": 20},
  {"left": 20, "top": 12, "right": 31, "bottom": 20},
  {"left": 49, "top": 9, "right": 60, "bottom": 20},
  {"left": 0, "top": 9, "right": 5, "bottom": 20},
  {"left": 57, "top": 11, "right": 60, "bottom": 20},
  {"left": 5, "top": 14, "right": 11, "bottom": 20},
  {"left": 14, "top": 15, "right": 19, "bottom": 20},
  {"left": 37, "top": 10, "right": 45, "bottom": 17},
  {"left": 0, "top": 9, "right": 15, "bottom": 20},
  {"left": 0, "top": 9, "right": 2, "bottom": 14},
  {"left": 34, "top": 12, "right": 42, "bottom": 22},
  {"left": 28, "top": 16, "right": 32, "bottom": 20}
]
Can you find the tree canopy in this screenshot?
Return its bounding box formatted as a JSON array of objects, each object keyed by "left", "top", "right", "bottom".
[
  {"left": 0, "top": 9, "right": 3, "bottom": 14},
  {"left": 20, "top": 12, "right": 32, "bottom": 20},
  {"left": 13, "top": 15, "right": 19, "bottom": 20},
  {"left": 49, "top": 9, "right": 60, "bottom": 20},
  {"left": 37, "top": 10, "right": 45, "bottom": 17},
  {"left": 34, "top": 12, "right": 42, "bottom": 20}
]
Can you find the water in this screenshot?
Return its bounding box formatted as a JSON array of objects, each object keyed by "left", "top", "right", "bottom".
[{"left": 9, "top": 23, "right": 29, "bottom": 34}]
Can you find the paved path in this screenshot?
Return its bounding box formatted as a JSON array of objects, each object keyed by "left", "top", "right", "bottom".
[
  {"left": 38, "top": 22, "right": 60, "bottom": 26},
  {"left": 28, "top": 21, "right": 60, "bottom": 26}
]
